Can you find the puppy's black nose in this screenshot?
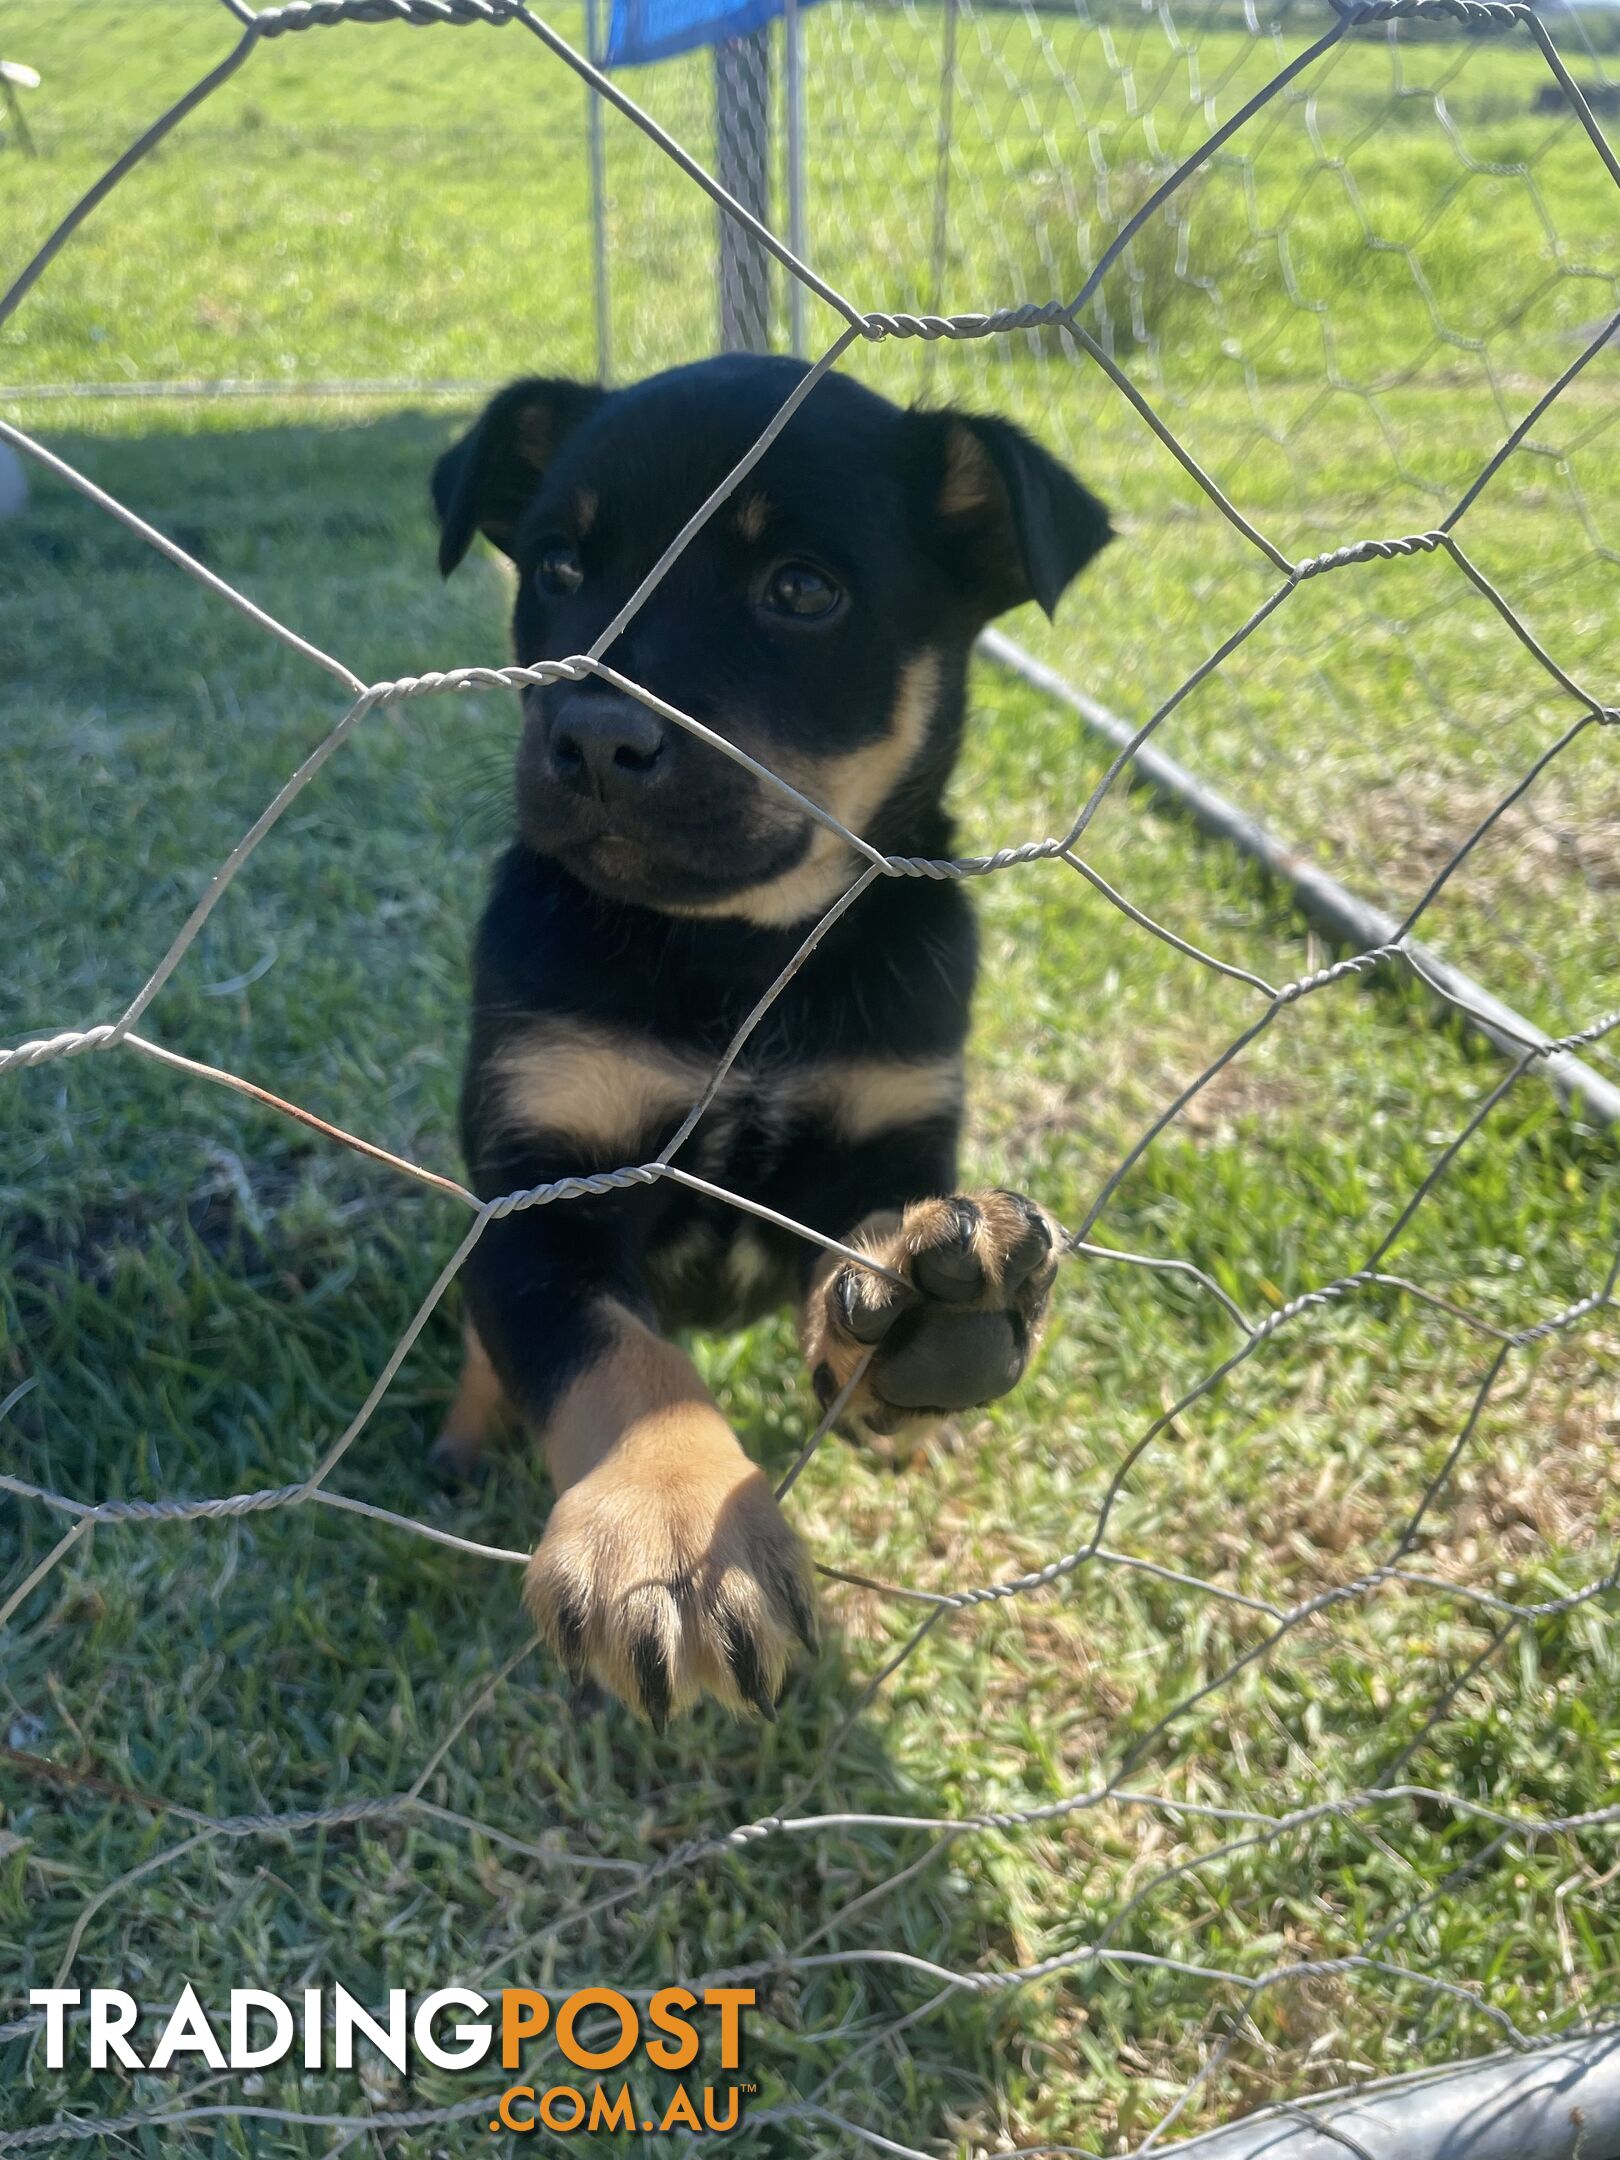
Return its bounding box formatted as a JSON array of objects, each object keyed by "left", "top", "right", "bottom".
[{"left": 548, "top": 698, "right": 667, "bottom": 800}]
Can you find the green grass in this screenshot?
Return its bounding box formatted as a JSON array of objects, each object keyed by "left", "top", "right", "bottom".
[{"left": 3, "top": 2, "right": 1620, "bottom": 2153}]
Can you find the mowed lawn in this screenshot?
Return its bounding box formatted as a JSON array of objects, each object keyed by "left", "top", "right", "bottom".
[{"left": 3, "top": 3, "right": 1620, "bottom": 2154}]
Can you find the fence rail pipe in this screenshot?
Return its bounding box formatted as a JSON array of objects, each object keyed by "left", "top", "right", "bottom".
[
  {"left": 980, "top": 628, "right": 1620, "bottom": 1128},
  {"left": 1163, "top": 2026, "right": 1620, "bottom": 2158}
]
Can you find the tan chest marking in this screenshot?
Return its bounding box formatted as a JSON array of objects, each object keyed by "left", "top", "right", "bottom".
[
  {"left": 493, "top": 1019, "right": 962, "bottom": 1161},
  {"left": 491, "top": 1018, "right": 711, "bottom": 1159},
  {"left": 786, "top": 1055, "right": 963, "bottom": 1144}
]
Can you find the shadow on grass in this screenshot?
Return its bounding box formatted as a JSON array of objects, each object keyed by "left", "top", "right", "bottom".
[{"left": 2, "top": 1194, "right": 1022, "bottom": 2153}]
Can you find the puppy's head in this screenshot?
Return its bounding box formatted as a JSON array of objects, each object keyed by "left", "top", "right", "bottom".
[{"left": 433, "top": 355, "right": 1110, "bottom": 924}]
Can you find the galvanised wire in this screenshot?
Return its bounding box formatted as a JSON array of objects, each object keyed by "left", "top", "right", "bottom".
[{"left": 1, "top": 0, "right": 1618, "bottom": 2151}]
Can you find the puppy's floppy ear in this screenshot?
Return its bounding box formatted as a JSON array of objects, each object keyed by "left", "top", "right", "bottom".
[
  {"left": 431, "top": 376, "right": 606, "bottom": 577},
  {"left": 924, "top": 410, "right": 1112, "bottom": 620}
]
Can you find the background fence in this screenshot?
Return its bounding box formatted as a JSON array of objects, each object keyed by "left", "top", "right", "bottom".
[{"left": 2, "top": 0, "right": 1620, "bottom": 2153}]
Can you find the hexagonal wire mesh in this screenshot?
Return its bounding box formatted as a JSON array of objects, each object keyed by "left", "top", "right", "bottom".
[{"left": 2, "top": 0, "right": 1620, "bottom": 2152}]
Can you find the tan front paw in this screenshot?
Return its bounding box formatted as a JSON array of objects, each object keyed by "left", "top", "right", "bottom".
[
  {"left": 806, "top": 1189, "right": 1060, "bottom": 1434},
  {"left": 524, "top": 1445, "right": 817, "bottom": 1731}
]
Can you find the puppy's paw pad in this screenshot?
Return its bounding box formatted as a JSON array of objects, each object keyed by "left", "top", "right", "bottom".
[
  {"left": 874, "top": 1306, "right": 1025, "bottom": 1412},
  {"left": 815, "top": 1188, "right": 1062, "bottom": 1422}
]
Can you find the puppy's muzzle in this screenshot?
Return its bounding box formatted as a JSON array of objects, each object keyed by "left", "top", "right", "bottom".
[{"left": 547, "top": 692, "right": 667, "bottom": 805}]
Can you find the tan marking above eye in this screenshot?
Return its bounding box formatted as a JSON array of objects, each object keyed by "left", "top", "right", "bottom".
[
  {"left": 574, "top": 487, "right": 598, "bottom": 535},
  {"left": 735, "top": 491, "right": 770, "bottom": 543},
  {"left": 491, "top": 1018, "right": 712, "bottom": 1157}
]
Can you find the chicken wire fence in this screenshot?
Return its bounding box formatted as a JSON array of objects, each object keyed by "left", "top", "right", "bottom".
[{"left": 2, "top": 0, "right": 1620, "bottom": 2153}]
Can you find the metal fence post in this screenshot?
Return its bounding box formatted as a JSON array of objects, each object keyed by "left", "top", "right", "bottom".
[
  {"left": 920, "top": 0, "right": 957, "bottom": 398},
  {"left": 714, "top": 25, "right": 772, "bottom": 351},
  {"left": 783, "top": 0, "right": 806, "bottom": 356},
  {"left": 584, "top": 0, "right": 612, "bottom": 383}
]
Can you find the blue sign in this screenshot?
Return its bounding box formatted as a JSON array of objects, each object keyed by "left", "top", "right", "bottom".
[{"left": 606, "top": 0, "right": 818, "bottom": 67}]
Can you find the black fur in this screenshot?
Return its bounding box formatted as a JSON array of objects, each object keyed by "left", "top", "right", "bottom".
[{"left": 432, "top": 354, "right": 1111, "bottom": 1436}]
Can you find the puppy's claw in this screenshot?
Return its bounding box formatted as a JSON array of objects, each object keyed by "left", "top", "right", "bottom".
[
  {"left": 834, "top": 1267, "right": 915, "bottom": 1345},
  {"left": 783, "top": 1574, "right": 820, "bottom": 1659},
  {"left": 723, "top": 1615, "right": 778, "bottom": 1723},
  {"left": 550, "top": 1588, "right": 588, "bottom": 1681},
  {"left": 525, "top": 1453, "right": 813, "bottom": 1730},
  {"left": 996, "top": 1191, "right": 1054, "bottom": 1284},
  {"left": 911, "top": 1199, "right": 985, "bottom": 1303},
  {"left": 632, "top": 1627, "right": 672, "bottom": 1735}
]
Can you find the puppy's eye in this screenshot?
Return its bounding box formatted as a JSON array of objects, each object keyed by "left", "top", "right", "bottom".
[
  {"left": 763, "top": 561, "right": 842, "bottom": 621},
  {"left": 534, "top": 541, "right": 584, "bottom": 597}
]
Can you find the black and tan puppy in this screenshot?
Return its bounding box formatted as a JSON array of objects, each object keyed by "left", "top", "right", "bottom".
[{"left": 430, "top": 354, "right": 1110, "bottom": 1727}]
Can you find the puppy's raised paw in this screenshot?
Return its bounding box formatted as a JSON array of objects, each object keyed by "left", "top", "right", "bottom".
[
  {"left": 807, "top": 1189, "right": 1060, "bottom": 1434},
  {"left": 525, "top": 1436, "right": 817, "bottom": 1731}
]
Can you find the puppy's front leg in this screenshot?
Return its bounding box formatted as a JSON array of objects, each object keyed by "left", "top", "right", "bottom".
[
  {"left": 529, "top": 1301, "right": 815, "bottom": 1727},
  {"left": 461, "top": 1217, "right": 814, "bottom": 1727}
]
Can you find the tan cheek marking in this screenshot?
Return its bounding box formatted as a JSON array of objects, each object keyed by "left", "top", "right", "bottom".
[
  {"left": 680, "top": 649, "right": 944, "bottom": 930},
  {"left": 794, "top": 1056, "right": 963, "bottom": 1144},
  {"left": 675, "top": 834, "right": 861, "bottom": 930},
  {"left": 818, "top": 648, "right": 941, "bottom": 835},
  {"left": 491, "top": 1018, "right": 711, "bottom": 1157}
]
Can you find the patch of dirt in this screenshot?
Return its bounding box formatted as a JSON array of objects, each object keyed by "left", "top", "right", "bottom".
[
  {"left": 1215, "top": 1336, "right": 1620, "bottom": 1602},
  {"left": 1343, "top": 774, "right": 1620, "bottom": 909},
  {"left": 1414, "top": 1339, "right": 1620, "bottom": 1577},
  {"left": 964, "top": 1063, "right": 1116, "bottom": 1161},
  {"left": 1179, "top": 1055, "right": 1306, "bottom": 1137}
]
